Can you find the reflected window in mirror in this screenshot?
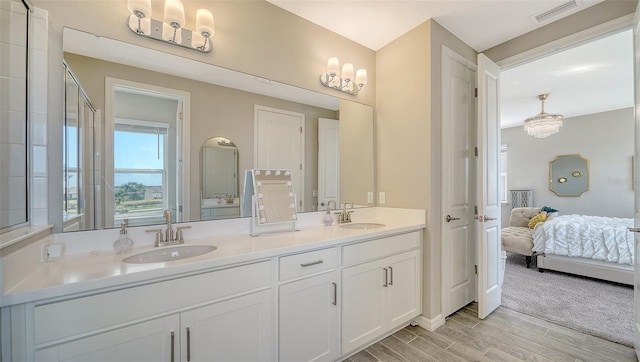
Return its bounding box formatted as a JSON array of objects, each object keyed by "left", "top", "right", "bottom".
[
  {"left": 1, "top": 0, "right": 29, "bottom": 231},
  {"left": 201, "top": 137, "right": 240, "bottom": 220}
]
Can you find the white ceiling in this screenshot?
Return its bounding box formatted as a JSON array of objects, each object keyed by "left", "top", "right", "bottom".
[
  {"left": 266, "top": 0, "right": 634, "bottom": 129},
  {"left": 501, "top": 28, "right": 633, "bottom": 129},
  {"left": 265, "top": 0, "right": 605, "bottom": 52}
]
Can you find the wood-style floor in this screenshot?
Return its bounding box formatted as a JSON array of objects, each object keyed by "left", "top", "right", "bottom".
[{"left": 343, "top": 303, "right": 637, "bottom": 362}]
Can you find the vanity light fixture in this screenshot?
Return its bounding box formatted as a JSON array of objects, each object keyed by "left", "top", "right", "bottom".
[
  {"left": 523, "top": 93, "right": 563, "bottom": 139},
  {"left": 127, "top": 0, "right": 214, "bottom": 53},
  {"left": 320, "top": 57, "right": 367, "bottom": 95}
]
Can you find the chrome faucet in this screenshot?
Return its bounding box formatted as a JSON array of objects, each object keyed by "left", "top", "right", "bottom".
[
  {"left": 164, "top": 210, "right": 174, "bottom": 244},
  {"left": 335, "top": 200, "right": 354, "bottom": 223},
  {"left": 327, "top": 200, "right": 337, "bottom": 211},
  {"left": 146, "top": 209, "right": 191, "bottom": 247}
]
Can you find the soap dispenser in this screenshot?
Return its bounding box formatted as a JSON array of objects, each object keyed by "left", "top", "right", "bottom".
[
  {"left": 323, "top": 210, "right": 334, "bottom": 226},
  {"left": 113, "top": 219, "right": 134, "bottom": 254}
]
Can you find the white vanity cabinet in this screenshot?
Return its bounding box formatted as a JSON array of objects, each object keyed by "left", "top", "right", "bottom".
[
  {"left": 9, "top": 261, "right": 274, "bottom": 362},
  {"left": 278, "top": 248, "right": 339, "bottom": 362},
  {"left": 341, "top": 231, "right": 421, "bottom": 355}
]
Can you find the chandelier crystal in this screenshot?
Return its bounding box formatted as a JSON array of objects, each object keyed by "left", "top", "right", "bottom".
[{"left": 523, "top": 94, "right": 563, "bottom": 138}]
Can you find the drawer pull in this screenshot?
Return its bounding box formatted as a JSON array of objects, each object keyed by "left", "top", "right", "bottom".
[
  {"left": 332, "top": 282, "right": 337, "bottom": 305},
  {"left": 170, "top": 331, "right": 175, "bottom": 362},
  {"left": 389, "top": 266, "right": 394, "bottom": 286},
  {"left": 187, "top": 327, "right": 191, "bottom": 361},
  {"left": 383, "top": 267, "right": 388, "bottom": 287},
  {"left": 301, "top": 260, "right": 324, "bottom": 267}
]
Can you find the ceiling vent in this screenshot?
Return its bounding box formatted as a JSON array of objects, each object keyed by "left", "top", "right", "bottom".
[{"left": 532, "top": 0, "right": 580, "bottom": 24}]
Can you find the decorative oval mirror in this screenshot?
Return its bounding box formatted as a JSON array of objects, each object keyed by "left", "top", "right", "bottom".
[
  {"left": 549, "top": 154, "right": 589, "bottom": 197},
  {"left": 200, "top": 137, "right": 240, "bottom": 220}
]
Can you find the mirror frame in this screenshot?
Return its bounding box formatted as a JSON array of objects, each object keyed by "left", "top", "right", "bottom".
[
  {"left": 59, "top": 28, "right": 375, "bottom": 232},
  {"left": 549, "top": 154, "right": 589, "bottom": 197}
]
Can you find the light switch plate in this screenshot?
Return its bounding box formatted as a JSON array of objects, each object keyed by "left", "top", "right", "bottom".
[
  {"left": 379, "top": 192, "right": 386, "bottom": 204},
  {"left": 367, "top": 192, "right": 373, "bottom": 203}
]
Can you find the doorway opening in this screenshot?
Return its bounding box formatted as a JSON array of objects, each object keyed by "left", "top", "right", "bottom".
[{"left": 498, "top": 24, "right": 634, "bottom": 346}]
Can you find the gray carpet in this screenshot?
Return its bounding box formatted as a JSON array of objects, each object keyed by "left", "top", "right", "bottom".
[{"left": 501, "top": 253, "right": 634, "bottom": 347}]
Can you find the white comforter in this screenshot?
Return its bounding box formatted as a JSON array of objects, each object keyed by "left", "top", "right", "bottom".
[{"left": 532, "top": 214, "right": 635, "bottom": 265}]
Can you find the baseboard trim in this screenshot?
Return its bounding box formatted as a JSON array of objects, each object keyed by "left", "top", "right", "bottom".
[{"left": 413, "top": 314, "right": 444, "bottom": 331}]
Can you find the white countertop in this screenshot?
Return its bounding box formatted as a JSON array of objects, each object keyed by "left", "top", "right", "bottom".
[{"left": 1, "top": 208, "right": 425, "bottom": 306}]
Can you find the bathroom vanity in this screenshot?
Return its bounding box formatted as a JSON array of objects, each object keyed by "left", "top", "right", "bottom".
[{"left": 1, "top": 207, "right": 424, "bottom": 362}]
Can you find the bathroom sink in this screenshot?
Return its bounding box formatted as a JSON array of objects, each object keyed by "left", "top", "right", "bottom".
[
  {"left": 340, "top": 223, "right": 386, "bottom": 230},
  {"left": 122, "top": 245, "right": 217, "bottom": 264}
]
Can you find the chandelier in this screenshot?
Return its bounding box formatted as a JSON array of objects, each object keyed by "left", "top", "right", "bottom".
[{"left": 523, "top": 94, "right": 563, "bottom": 138}]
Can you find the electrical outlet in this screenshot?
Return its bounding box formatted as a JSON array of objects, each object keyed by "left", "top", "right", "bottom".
[
  {"left": 367, "top": 192, "right": 373, "bottom": 203},
  {"left": 379, "top": 192, "right": 386, "bottom": 204}
]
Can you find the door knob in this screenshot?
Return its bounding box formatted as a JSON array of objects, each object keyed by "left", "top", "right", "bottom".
[
  {"left": 446, "top": 215, "right": 460, "bottom": 222},
  {"left": 628, "top": 227, "right": 640, "bottom": 233},
  {"left": 483, "top": 215, "right": 497, "bottom": 222}
]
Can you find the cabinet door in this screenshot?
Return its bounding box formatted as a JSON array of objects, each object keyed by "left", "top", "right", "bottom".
[
  {"left": 279, "top": 271, "right": 339, "bottom": 362},
  {"left": 181, "top": 289, "right": 273, "bottom": 362},
  {"left": 384, "top": 250, "right": 420, "bottom": 328},
  {"left": 341, "top": 258, "right": 386, "bottom": 354},
  {"left": 34, "top": 314, "right": 180, "bottom": 362}
]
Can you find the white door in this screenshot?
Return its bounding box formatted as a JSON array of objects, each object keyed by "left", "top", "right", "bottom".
[
  {"left": 441, "top": 47, "right": 477, "bottom": 317},
  {"left": 385, "top": 250, "right": 420, "bottom": 327},
  {"left": 476, "top": 53, "right": 502, "bottom": 319},
  {"left": 341, "top": 259, "right": 386, "bottom": 354},
  {"left": 632, "top": 1, "right": 640, "bottom": 357},
  {"left": 34, "top": 315, "right": 180, "bottom": 361},
  {"left": 255, "top": 105, "right": 305, "bottom": 211},
  {"left": 279, "top": 271, "right": 339, "bottom": 362},
  {"left": 318, "top": 118, "right": 340, "bottom": 211},
  {"left": 181, "top": 289, "right": 273, "bottom": 362}
]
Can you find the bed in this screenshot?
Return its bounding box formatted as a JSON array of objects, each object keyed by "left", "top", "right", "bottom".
[{"left": 532, "top": 214, "right": 635, "bottom": 285}]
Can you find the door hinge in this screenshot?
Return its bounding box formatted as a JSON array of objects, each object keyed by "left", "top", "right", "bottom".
[
  {"left": 474, "top": 88, "right": 478, "bottom": 98},
  {"left": 300, "top": 126, "right": 303, "bottom": 133},
  {"left": 474, "top": 147, "right": 478, "bottom": 157},
  {"left": 474, "top": 265, "right": 478, "bottom": 275},
  {"left": 178, "top": 112, "right": 183, "bottom": 121},
  {"left": 300, "top": 163, "right": 302, "bottom": 170},
  {"left": 474, "top": 205, "right": 478, "bottom": 216}
]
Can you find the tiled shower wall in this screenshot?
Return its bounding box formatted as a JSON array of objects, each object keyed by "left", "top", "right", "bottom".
[
  {"left": 0, "top": 0, "right": 28, "bottom": 228},
  {"left": 29, "top": 7, "right": 48, "bottom": 226}
]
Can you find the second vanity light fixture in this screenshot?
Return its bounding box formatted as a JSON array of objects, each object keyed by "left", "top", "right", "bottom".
[
  {"left": 320, "top": 57, "right": 367, "bottom": 95},
  {"left": 127, "top": 0, "right": 215, "bottom": 53}
]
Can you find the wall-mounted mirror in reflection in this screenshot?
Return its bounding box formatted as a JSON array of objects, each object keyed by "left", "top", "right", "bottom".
[
  {"left": 549, "top": 154, "right": 589, "bottom": 197},
  {"left": 60, "top": 28, "right": 375, "bottom": 232},
  {"left": 201, "top": 137, "right": 239, "bottom": 220}
]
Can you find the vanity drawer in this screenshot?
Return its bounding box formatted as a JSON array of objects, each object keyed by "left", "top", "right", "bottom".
[
  {"left": 33, "top": 260, "right": 271, "bottom": 345},
  {"left": 342, "top": 231, "right": 420, "bottom": 266},
  {"left": 279, "top": 248, "right": 337, "bottom": 281}
]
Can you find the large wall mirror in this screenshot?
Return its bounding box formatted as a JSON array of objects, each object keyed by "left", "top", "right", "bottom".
[
  {"left": 60, "top": 28, "right": 375, "bottom": 232},
  {"left": 0, "top": 0, "right": 29, "bottom": 230},
  {"left": 549, "top": 154, "right": 589, "bottom": 197}
]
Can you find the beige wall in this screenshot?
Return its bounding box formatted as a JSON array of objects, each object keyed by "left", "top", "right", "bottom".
[
  {"left": 376, "top": 19, "right": 477, "bottom": 320},
  {"left": 64, "top": 53, "right": 337, "bottom": 220}
]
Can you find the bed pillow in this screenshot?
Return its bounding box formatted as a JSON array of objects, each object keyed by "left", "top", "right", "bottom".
[{"left": 528, "top": 211, "right": 547, "bottom": 229}]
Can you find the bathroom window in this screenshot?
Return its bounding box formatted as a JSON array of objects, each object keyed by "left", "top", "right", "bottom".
[{"left": 113, "top": 120, "right": 168, "bottom": 226}]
